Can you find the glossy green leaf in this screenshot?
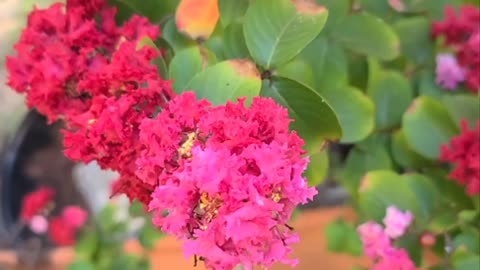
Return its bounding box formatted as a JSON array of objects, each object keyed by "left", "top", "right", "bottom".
[
  {"left": 162, "top": 18, "right": 195, "bottom": 53},
  {"left": 443, "top": 94, "right": 480, "bottom": 129},
  {"left": 402, "top": 173, "right": 440, "bottom": 226},
  {"left": 218, "top": 0, "right": 249, "bottom": 27},
  {"left": 244, "top": 0, "right": 328, "bottom": 68},
  {"left": 75, "top": 231, "right": 98, "bottom": 260},
  {"left": 454, "top": 232, "right": 480, "bottom": 253},
  {"left": 276, "top": 58, "right": 315, "bottom": 88},
  {"left": 424, "top": 168, "right": 474, "bottom": 211},
  {"left": 129, "top": 200, "right": 147, "bottom": 217},
  {"left": 136, "top": 36, "right": 168, "bottom": 78},
  {"left": 396, "top": 233, "right": 423, "bottom": 266},
  {"left": 300, "top": 36, "right": 348, "bottom": 90},
  {"left": 417, "top": 71, "right": 445, "bottom": 100},
  {"left": 405, "top": 0, "right": 463, "bottom": 20},
  {"left": 332, "top": 13, "right": 400, "bottom": 60},
  {"left": 169, "top": 46, "right": 217, "bottom": 92},
  {"left": 305, "top": 148, "right": 329, "bottom": 186},
  {"left": 108, "top": 0, "right": 178, "bottom": 23},
  {"left": 427, "top": 211, "right": 458, "bottom": 234},
  {"left": 403, "top": 96, "right": 459, "bottom": 159},
  {"left": 325, "top": 220, "right": 363, "bottom": 256},
  {"left": 314, "top": 0, "right": 349, "bottom": 30},
  {"left": 223, "top": 23, "right": 250, "bottom": 59},
  {"left": 357, "top": 0, "right": 393, "bottom": 19},
  {"left": 452, "top": 249, "right": 480, "bottom": 270},
  {"left": 316, "top": 85, "right": 375, "bottom": 143},
  {"left": 393, "top": 17, "right": 434, "bottom": 65},
  {"left": 341, "top": 141, "right": 393, "bottom": 197},
  {"left": 260, "top": 77, "right": 342, "bottom": 151},
  {"left": 358, "top": 170, "right": 418, "bottom": 222},
  {"left": 68, "top": 261, "right": 95, "bottom": 270},
  {"left": 204, "top": 25, "right": 225, "bottom": 60},
  {"left": 347, "top": 54, "right": 369, "bottom": 91},
  {"left": 186, "top": 59, "right": 262, "bottom": 105},
  {"left": 139, "top": 221, "right": 164, "bottom": 249},
  {"left": 368, "top": 71, "right": 413, "bottom": 130},
  {"left": 391, "top": 129, "right": 433, "bottom": 169}
]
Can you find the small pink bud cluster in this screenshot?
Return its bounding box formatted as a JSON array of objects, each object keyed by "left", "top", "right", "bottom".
[{"left": 357, "top": 206, "right": 415, "bottom": 270}]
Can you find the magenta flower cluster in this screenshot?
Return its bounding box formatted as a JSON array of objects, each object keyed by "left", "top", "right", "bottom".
[{"left": 357, "top": 206, "right": 415, "bottom": 270}]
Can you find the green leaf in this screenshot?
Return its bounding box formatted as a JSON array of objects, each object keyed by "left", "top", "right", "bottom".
[
  {"left": 417, "top": 71, "right": 445, "bottom": 100},
  {"left": 403, "top": 96, "right": 459, "bottom": 159},
  {"left": 325, "top": 220, "right": 363, "bottom": 256},
  {"left": 203, "top": 25, "right": 225, "bottom": 60},
  {"left": 136, "top": 36, "right": 168, "bottom": 78},
  {"left": 169, "top": 46, "right": 217, "bottom": 92},
  {"left": 97, "top": 203, "right": 117, "bottom": 231},
  {"left": 393, "top": 17, "right": 434, "bottom": 65},
  {"left": 454, "top": 232, "right": 480, "bottom": 253},
  {"left": 162, "top": 18, "right": 195, "bottom": 53},
  {"left": 260, "top": 77, "right": 342, "bottom": 151},
  {"left": 406, "top": 0, "right": 463, "bottom": 20},
  {"left": 347, "top": 54, "right": 369, "bottom": 91},
  {"left": 358, "top": 170, "right": 418, "bottom": 222},
  {"left": 332, "top": 13, "right": 400, "bottom": 60},
  {"left": 314, "top": 0, "right": 350, "bottom": 31},
  {"left": 75, "top": 231, "right": 98, "bottom": 260},
  {"left": 68, "top": 261, "right": 95, "bottom": 270},
  {"left": 244, "top": 0, "right": 328, "bottom": 68},
  {"left": 391, "top": 129, "right": 433, "bottom": 169},
  {"left": 427, "top": 211, "right": 458, "bottom": 234},
  {"left": 368, "top": 71, "right": 414, "bottom": 130},
  {"left": 396, "top": 233, "right": 423, "bottom": 266},
  {"left": 300, "top": 36, "right": 348, "bottom": 90},
  {"left": 452, "top": 249, "right": 480, "bottom": 270},
  {"left": 305, "top": 148, "right": 329, "bottom": 186},
  {"left": 186, "top": 59, "right": 262, "bottom": 105},
  {"left": 424, "top": 168, "right": 474, "bottom": 211},
  {"left": 443, "top": 94, "right": 480, "bottom": 129},
  {"left": 108, "top": 0, "right": 178, "bottom": 23},
  {"left": 113, "top": 255, "right": 150, "bottom": 270},
  {"left": 316, "top": 85, "right": 375, "bottom": 143},
  {"left": 139, "top": 221, "right": 164, "bottom": 249},
  {"left": 129, "top": 200, "right": 147, "bottom": 217},
  {"left": 357, "top": 0, "right": 393, "bottom": 19},
  {"left": 276, "top": 58, "right": 315, "bottom": 88},
  {"left": 223, "top": 23, "right": 250, "bottom": 59},
  {"left": 402, "top": 173, "right": 440, "bottom": 226},
  {"left": 218, "top": 0, "right": 249, "bottom": 27},
  {"left": 341, "top": 141, "right": 393, "bottom": 198}
]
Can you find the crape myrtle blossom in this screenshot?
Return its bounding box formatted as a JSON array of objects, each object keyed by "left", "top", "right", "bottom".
[
  {"left": 20, "top": 187, "right": 55, "bottom": 222},
  {"left": 358, "top": 206, "right": 415, "bottom": 270},
  {"left": 432, "top": 5, "right": 480, "bottom": 92},
  {"left": 435, "top": 53, "right": 466, "bottom": 90},
  {"left": 7, "top": 0, "right": 174, "bottom": 205},
  {"left": 142, "top": 93, "right": 317, "bottom": 269},
  {"left": 440, "top": 119, "right": 480, "bottom": 195},
  {"left": 383, "top": 206, "right": 414, "bottom": 239}
]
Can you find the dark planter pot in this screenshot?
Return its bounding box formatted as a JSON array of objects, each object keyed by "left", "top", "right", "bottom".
[{"left": 0, "top": 110, "right": 87, "bottom": 246}]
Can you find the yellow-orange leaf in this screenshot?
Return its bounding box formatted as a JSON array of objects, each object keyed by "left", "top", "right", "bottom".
[{"left": 175, "top": 0, "right": 219, "bottom": 41}]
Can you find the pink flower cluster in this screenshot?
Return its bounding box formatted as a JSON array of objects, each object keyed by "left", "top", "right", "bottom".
[
  {"left": 141, "top": 93, "right": 317, "bottom": 269},
  {"left": 440, "top": 119, "right": 480, "bottom": 195},
  {"left": 435, "top": 53, "right": 466, "bottom": 90},
  {"left": 357, "top": 206, "right": 415, "bottom": 270},
  {"left": 432, "top": 5, "right": 480, "bottom": 92},
  {"left": 20, "top": 187, "right": 88, "bottom": 246}
]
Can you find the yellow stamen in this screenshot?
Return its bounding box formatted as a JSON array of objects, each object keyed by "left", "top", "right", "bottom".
[{"left": 178, "top": 132, "right": 196, "bottom": 158}]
